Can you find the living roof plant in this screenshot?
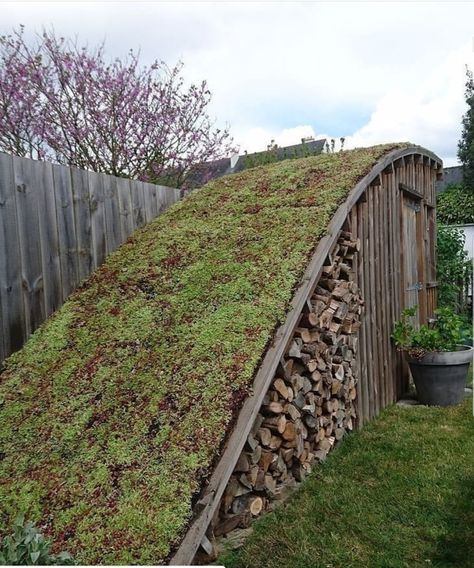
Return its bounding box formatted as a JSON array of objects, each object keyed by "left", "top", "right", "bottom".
[{"left": 0, "top": 144, "right": 405, "bottom": 564}]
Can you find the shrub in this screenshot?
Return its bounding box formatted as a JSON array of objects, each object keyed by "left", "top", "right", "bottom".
[
  {"left": 437, "top": 184, "right": 474, "bottom": 225},
  {"left": 458, "top": 66, "right": 474, "bottom": 190},
  {"left": 243, "top": 139, "right": 317, "bottom": 169},
  {"left": 437, "top": 225, "right": 472, "bottom": 315},
  {"left": 0, "top": 516, "right": 73, "bottom": 566}
]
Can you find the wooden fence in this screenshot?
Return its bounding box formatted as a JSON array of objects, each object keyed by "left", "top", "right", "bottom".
[{"left": 0, "top": 152, "right": 181, "bottom": 363}]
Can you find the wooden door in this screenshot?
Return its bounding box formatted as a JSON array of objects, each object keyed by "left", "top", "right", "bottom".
[{"left": 401, "top": 194, "right": 423, "bottom": 324}]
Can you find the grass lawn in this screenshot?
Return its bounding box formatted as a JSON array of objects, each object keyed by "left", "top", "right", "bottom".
[{"left": 220, "top": 395, "right": 474, "bottom": 568}]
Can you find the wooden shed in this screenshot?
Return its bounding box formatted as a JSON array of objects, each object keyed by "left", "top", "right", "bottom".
[
  {"left": 172, "top": 144, "right": 442, "bottom": 564},
  {"left": 0, "top": 143, "right": 441, "bottom": 565}
]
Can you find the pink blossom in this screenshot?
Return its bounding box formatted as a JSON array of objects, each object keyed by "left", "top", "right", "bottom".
[{"left": 0, "top": 27, "right": 236, "bottom": 186}]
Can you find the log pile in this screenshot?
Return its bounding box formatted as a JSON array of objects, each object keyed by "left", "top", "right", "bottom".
[{"left": 210, "top": 231, "right": 363, "bottom": 551}]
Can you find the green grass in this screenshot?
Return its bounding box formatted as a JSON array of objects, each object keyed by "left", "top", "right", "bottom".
[
  {"left": 0, "top": 144, "right": 407, "bottom": 564},
  {"left": 221, "top": 398, "right": 474, "bottom": 568}
]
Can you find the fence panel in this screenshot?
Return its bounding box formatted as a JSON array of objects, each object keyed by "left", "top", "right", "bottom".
[
  {"left": 0, "top": 152, "right": 181, "bottom": 362},
  {"left": 13, "top": 156, "right": 45, "bottom": 338},
  {"left": 36, "top": 161, "right": 61, "bottom": 317},
  {"left": 53, "top": 163, "right": 79, "bottom": 301},
  {"left": 0, "top": 154, "right": 23, "bottom": 360},
  {"left": 116, "top": 177, "right": 134, "bottom": 242},
  {"left": 71, "top": 167, "right": 93, "bottom": 282}
]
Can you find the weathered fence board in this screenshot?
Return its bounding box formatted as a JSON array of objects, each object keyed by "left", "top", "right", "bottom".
[
  {"left": 71, "top": 167, "right": 93, "bottom": 282},
  {"left": 103, "top": 174, "right": 122, "bottom": 255},
  {"left": 143, "top": 182, "right": 153, "bottom": 224},
  {"left": 88, "top": 171, "right": 107, "bottom": 269},
  {"left": 14, "top": 156, "right": 45, "bottom": 338},
  {"left": 53, "top": 164, "right": 79, "bottom": 301},
  {"left": 131, "top": 180, "right": 144, "bottom": 228},
  {"left": 117, "top": 176, "right": 133, "bottom": 242},
  {"left": 0, "top": 152, "right": 181, "bottom": 363},
  {"left": 36, "top": 161, "right": 61, "bottom": 318},
  {"left": 0, "top": 155, "right": 23, "bottom": 356}
]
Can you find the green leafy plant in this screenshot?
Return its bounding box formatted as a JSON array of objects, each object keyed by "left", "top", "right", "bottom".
[
  {"left": 437, "top": 225, "right": 472, "bottom": 315},
  {"left": 243, "top": 140, "right": 281, "bottom": 168},
  {"left": 243, "top": 139, "right": 315, "bottom": 169},
  {"left": 437, "top": 184, "right": 474, "bottom": 225},
  {"left": 324, "top": 137, "right": 346, "bottom": 153},
  {"left": 392, "top": 305, "right": 466, "bottom": 358},
  {"left": 0, "top": 516, "right": 73, "bottom": 565},
  {"left": 458, "top": 66, "right": 474, "bottom": 190}
]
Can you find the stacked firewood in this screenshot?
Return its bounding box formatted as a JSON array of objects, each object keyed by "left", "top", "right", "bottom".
[{"left": 213, "top": 231, "right": 363, "bottom": 542}]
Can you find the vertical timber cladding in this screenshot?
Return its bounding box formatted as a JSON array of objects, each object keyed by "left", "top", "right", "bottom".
[{"left": 352, "top": 153, "right": 441, "bottom": 424}]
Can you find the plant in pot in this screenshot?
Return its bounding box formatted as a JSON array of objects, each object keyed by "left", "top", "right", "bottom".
[{"left": 392, "top": 306, "right": 473, "bottom": 406}]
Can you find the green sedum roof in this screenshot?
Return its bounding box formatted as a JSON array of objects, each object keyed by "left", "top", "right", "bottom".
[{"left": 0, "top": 144, "right": 405, "bottom": 564}]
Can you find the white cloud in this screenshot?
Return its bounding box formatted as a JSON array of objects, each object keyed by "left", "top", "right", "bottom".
[
  {"left": 234, "top": 125, "right": 328, "bottom": 154},
  {"left": 347, "top": 42, "right": 474, "bottom": 166},
  {"left": 2, "top": 2, "right": 474, "bottom": 164}
]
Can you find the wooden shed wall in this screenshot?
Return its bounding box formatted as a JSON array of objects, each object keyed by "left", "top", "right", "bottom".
[{"left": 351, "top": 154, "right": 440, "bottom": 426}]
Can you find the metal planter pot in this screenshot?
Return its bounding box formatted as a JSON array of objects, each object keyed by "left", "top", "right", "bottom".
[{"left": 406, "top": 345, "right": 473, "bottom": 406}]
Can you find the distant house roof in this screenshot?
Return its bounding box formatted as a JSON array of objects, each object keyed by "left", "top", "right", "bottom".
[
  {"left": 188, "top": 138, "right": 326, "bottom": 187},
  {"left": 436, "top": 165, "right": 463, "bottom": 193},
  {"left": 237, "top": 138, "right": 327, "bottom": 170},
  {"left": 185, "top": 157, "right": 233, "bottom": 188}
]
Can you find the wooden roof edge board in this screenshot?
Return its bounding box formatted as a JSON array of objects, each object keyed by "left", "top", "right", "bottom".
[{"left": 168, "top": 144, "right": 442, "bottom": 565}]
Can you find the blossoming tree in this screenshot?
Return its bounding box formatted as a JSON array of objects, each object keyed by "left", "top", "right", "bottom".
[{"left": 0, "top": 27, "right": 235, "bottom": 186}]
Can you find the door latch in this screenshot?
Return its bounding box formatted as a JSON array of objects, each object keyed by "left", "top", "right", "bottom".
[{"left": 406, "top": 282, "right": 424, "bottom": 291}]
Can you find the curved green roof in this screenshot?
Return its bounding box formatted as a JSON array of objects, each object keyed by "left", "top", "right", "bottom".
[{"left": 0, "top": 144, "right": 405, "bottom": 564}]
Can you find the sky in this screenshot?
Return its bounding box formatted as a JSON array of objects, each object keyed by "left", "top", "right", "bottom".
[{"left": 2, "top": 1, "right": 474, "bottom": 166}]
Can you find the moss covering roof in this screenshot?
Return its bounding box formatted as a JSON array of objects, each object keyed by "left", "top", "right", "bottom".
[{"left": 0, "top": 144, "right": 406, "bottom": 564}]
